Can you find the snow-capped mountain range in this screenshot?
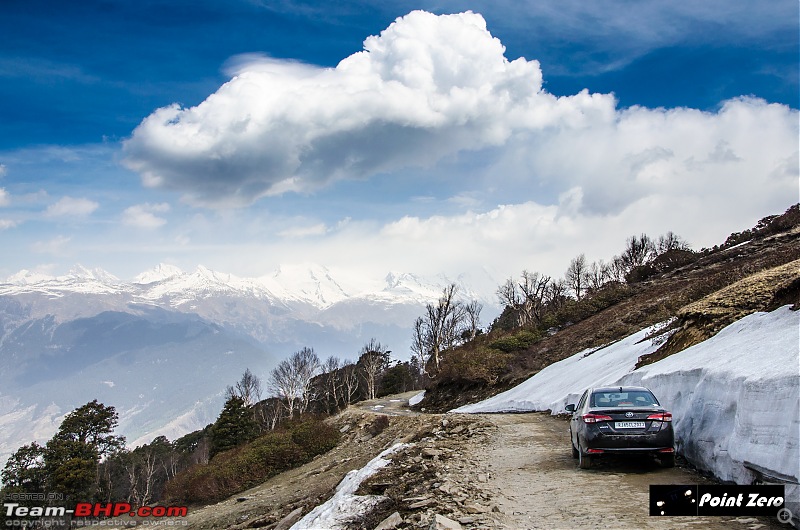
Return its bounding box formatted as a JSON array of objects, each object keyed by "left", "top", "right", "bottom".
[
  {"left": 3, "top": 262, "right": 492, "bottom": 310},
  {"left": 0, "top": 263, "right": 499, "bottom": 468}
]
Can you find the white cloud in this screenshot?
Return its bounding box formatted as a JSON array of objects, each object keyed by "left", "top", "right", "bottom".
[
  {"left": 110, "top": 9, "right": 799, "bottom": 286},
  {"left": 0, "top": 164, "right": 6, "bottom": 177},
  {"left": 124, "top": 10, "right": 609, "bottom": 207},
  {"left": 45, "top": 196, "right": 99, "bottom": 217},
  {"left": 122, "top": 203, "right": 171, "bottom": 229},
  {"left": 0, "top": 188, "right": 9, "bottom": 207},
  {"left": 499, "top": 97, "right": 798, "bottom": 216},
  {"left": 123, "top": 9, "right": 797, "bottom": 224},
  {"left": 0, "top": 219, "right": 17, "bottom": 230},
  {"left": 31, "top": 236, "right": 71, "bottom": 256},
  {"left": 277, "top": 223, "right": 328, "bottom": 238}
]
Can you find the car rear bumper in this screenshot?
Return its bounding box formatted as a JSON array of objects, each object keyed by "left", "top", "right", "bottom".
[{"left": 583, "top": 429, "right": 674, "bottom": 452}]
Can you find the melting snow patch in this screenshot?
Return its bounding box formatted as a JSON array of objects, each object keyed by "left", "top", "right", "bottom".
[
  {"left": 408, "top": 391, "right": 425, "bottom": 406},
  {"left": 291, "top": 443, "right": 408, "bottom": 530}
]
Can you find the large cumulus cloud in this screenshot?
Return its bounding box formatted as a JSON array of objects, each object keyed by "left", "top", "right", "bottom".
[
  {"left": 123, "top": 10, "right": 613, "bottom": 206},
  {"left": 123, "top": 10, "right": 797, "bottom": 215}
]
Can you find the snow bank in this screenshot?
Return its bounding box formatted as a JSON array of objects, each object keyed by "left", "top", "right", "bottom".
[
  {"left": 452, "top": 306, "right": 800, "bottom": 513},
  {"left": 452, "top": 323, "right": 669, "bottom": 414},
  {"left": 617, "top": 306, "right": 799, "bottom": 491},
  {"left": 291, "top": 443, "right": 408, "bottom": 530},
  {"left": 408, "top": 391, "right": 425, "bottom": 406}
]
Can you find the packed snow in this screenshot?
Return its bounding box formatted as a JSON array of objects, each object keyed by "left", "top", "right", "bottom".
[
  {"left": 452, "top": 322, "right": 671, "bottom": 414},
  {"left": 291, "top": 443, "right": 408, "bottom": 530},
  {"left": 409, "top": 391, "right": 425, "bottom": 406},
  {"left": 453, "top": 306, "right": 799, "bottom": 514}
]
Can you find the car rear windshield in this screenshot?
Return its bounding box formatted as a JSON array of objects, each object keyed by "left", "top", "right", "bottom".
[{"left": 590, "top": 391, "right": 658, "bottom": 407}]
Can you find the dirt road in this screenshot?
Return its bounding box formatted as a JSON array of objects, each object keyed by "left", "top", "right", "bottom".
[
  {"left": 179, "top": 396, "right": 786, "bottom": 529},
  {"left": 454, "top": 413, "right": 785, "bottom": 530}
]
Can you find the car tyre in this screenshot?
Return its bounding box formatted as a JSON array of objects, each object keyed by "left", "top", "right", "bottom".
[
  {"left": 570, "top": 429, "right": 578, "bottom": 458},
  {"left": 659, "top": 453, "right": 675, "bottom": 468},
  {"left": 578, "top": 443, "right": 593, "bottom": 469}
]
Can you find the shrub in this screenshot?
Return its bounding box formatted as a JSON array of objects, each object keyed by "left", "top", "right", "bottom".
[
  {"left": 438, "top": 345, "right": 512, "bottom": 385},
  {"left": 164, "top": 417, "right": 340, "bottom": 504},
  {"left": 489, "top": 330, "right": 541, "bottom": 353},
  {"left": 290, "top": 418, "right": 341, "bottom": 455}
]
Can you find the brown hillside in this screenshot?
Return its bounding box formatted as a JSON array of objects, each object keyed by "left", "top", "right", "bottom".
[{"left": 423, "top": 207, "right": 800, "bottom": 412}]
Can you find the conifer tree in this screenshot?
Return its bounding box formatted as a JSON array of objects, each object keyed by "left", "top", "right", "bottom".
[{"left": 209, "top": 396, "right": 257, "bottom": 458}]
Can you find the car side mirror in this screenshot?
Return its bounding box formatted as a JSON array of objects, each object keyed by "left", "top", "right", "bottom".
[{"left": 565, "top": 404, "right": 575, "bottom": 413}]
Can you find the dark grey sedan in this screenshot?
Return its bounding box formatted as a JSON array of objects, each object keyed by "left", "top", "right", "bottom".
[{"left": 566, "top": 386, "right": 675, "bottom": 469}]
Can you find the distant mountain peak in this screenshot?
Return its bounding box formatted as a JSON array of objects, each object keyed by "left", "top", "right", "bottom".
[
  {"left": 6, "top": 269, "right": 55, "bottom": 285},
  {"left": 262, "top": 262, "right": 349, "bottom": 307},
  {"left": 133, "top": 263, "right": 183, "bottom": 285},
  {"left": 66, "top": 264, "right": 118, "bottom": 283}
]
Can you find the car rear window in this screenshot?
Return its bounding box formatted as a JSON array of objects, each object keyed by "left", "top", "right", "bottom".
[{"left": 590, "top": 391, "right": 658, "bottom": 407}]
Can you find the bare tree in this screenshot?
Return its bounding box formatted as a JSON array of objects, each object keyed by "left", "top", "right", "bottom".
[
  {"left": 618, "top": 233, "right": 656, "bottom": 274},
  {"left": 410, "top": 317, "right": 427, "bottom": 373},
  {"left": 545, "top": 278, "right": 568, "bottom": 312},
  {"left": 122, "top": 447, "right": 158, "bottom": 507},
  {"left": 293, "top": 347, "right": 320, "bottom": 415},
  {"left": 608, "top": 256, "right": 627, "bottom": 283},
  {"left": 359, "top": 338, "right": 390, "bottom": 400},
  {"left": 497, "top": 271, "right": 551, "bottom": 327},
  {"left": 226, "top": 368, "right": 262, "bottom": 407},
  {"left": 462, "top": 300, "right": 483, "bottom": 341},
  {"left": 269, "top": 359, "right": 301, "bottom": 419},
  {"left": 320, "top": 356, "right": 343, "bottom": 413},
  {"left": 657, "top": 231, "right": 690, "bottom": 254},
  {"left": 565, "top": 254, "right": 588, "bottom": 300},
  {"left": 586, "top": 259, "right": 611, "bottom": 292},
  {"left": 414, "top": 284, "right": 468, "bottom": 373},
  {"left": 496, "top": 278, "right": 521, "bottom": 324},
  {"left": 520, "top": 270, "right": 551, "bottom": 325},
  {"left": 268, "top": 348, "right": 320, "bottom": 418},
  {"left": 341, "top": 362, "right": 360, "bottom": 405},
  {"left": 259, "top": 398, "right": 284, "bottom": 430}
]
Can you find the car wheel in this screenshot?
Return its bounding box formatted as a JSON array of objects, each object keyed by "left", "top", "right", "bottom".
[
  {"left": 578, "top": 443, "right": 593, "bottom": 469},
  {"left": 659, "top": 453, "right": 675, "bottom": 468},
  {"left": 569, "top": 428, "right": 578, "bottom": 458}
]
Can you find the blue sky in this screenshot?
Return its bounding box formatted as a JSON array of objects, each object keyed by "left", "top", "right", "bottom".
[{"left": 1, "top": 0, "right": 798, "bottom": 287}]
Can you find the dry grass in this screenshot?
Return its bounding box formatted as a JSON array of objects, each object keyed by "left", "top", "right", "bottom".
[
  {"left": 679, "top": 258, "right": 800, "bottom": 320},
  {"left": 638, "top": 258, "right": 800, "bottom": 366}
]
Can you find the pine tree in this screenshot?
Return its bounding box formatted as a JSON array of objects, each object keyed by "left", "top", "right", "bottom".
[
  {"left": 209, "top": 396, "right": 257, "bottom": 459},
  {"left": 43, "top": 400, "right": 124, "bottom": 503}
]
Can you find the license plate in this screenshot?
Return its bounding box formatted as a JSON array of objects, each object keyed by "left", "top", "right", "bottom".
[{"left": 615, "top": 421, "right": 645, "bottom": 429}]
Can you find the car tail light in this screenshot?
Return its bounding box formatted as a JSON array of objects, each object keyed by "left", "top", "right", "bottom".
[
  {"left": 587, "top": 448, "right": 604, "bottom": 454},
  {"left": 647, "top": 412, "right": 673, "bottom": 422},
  {"left": 658, "top": 448, "right": 675, "bottom": 453},
  {"left": 582, "top": 413, "right": 613, "bottom": 423}
]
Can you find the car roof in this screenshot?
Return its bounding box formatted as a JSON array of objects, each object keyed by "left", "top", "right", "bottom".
[{"left": 590, "top": 386, "right": 653, "bottom": 393}]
